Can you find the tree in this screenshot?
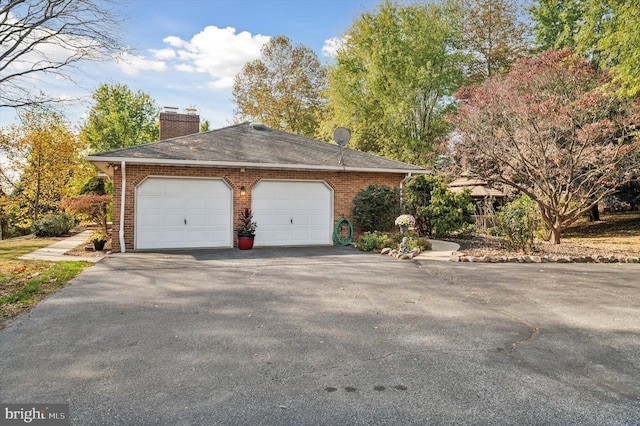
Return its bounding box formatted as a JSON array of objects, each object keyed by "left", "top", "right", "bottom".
[
  {"left": 0, "top": 0, "right": 124, "bottom": 109},
  {"left": 325, "top": 0, "right": 467, "bottom": 166},
  {"left": 82, "top": 83, "right": 159, "bottom": 153},
  {"left": 451, "top": 50, "right": 640, "bottom": 244},
  {"left": 199, "top": 120, "right": 210, "bottom": 132},
  {"left": 528, "top": 0, "right": 583, "bottom": 51},
  {"left": 588, "top": 2, "right": 640, "bottom": 97},
  {"left": 232, "top": 35, "right": 326, "bottom": 138},
  {"left": 1, "top": 110, "right": 87, "bottom": 227},
  {"left": 529, "top": 1, "right": 640, "bottom": 97},
  {"left": 460, "top": 0, "right": 529, "bottom": 84}
]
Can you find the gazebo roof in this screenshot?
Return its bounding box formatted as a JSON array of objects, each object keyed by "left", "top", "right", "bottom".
[{"left": 448, "top": 172, "right": 505, "bottom": 198}]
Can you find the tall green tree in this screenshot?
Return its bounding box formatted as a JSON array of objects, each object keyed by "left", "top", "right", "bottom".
[
  {"left": 232, "top": 35, "right": 326, "bottom": 138},
  {"left": 529, "top": 0, "right": 640, "bottom": 97},
  {"left": 82, "top": 83, "right": 159, "bottom": 153},
  {"left": 325, "top": 0, "right": 467, "bottom": 166},
  {"left": 528, "top": 0, "right": 583, "bottom": 51},
  {"left": 461, "top": 0, "right": 529, "bottom": 84}
]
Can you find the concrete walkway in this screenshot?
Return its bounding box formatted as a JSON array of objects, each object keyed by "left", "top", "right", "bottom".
[
  {"left": 417, "top": 239, "right": 460, "bottom": 261},
  {"left": 19, "top": 230, "right": 105, "bottom": 263}
]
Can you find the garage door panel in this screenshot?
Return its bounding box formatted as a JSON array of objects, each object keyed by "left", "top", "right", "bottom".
[
  {"left": 252, "top": 181, "right": 332, "bottom": 246},
  {"left": 136, "top": 178, "right": 232, "bottom": 249}
]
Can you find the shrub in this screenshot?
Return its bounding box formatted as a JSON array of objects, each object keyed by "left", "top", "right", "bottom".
[
  {"left": 60, "top": 194, "right": 110, "bottom": 233},
  {"left": 80, "top": 175, "right": 111, "bottom": 195},
  {"left": 405, "top": 175, "right": 475, "bottom": 238},
  {"left": 31, "top": 213, "right": 75, "bottom": 237},
  {"left": 356, "top": 231, "right": 432, "bottom": 252},
  {"left": 427, "top": 185, "right": 475, "bottom": 238},
  {"left": 405, "top": 175, "right": 442, "bottom": 236},
  {"left": 356, "top": 232, "right": 389, "bottom": 252},
  {"left": 352, "top": 185, "right": 401, "bottom": 233},
  {"left": 494, "top": 194, "right": 539, "bottom": 252}
]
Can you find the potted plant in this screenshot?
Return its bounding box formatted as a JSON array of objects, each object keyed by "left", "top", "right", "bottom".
[
  {"left": 236, "top": 208, "right": 257, "bottom": 250},
  {"left": 89, "top": 231, "right": 108, "bottom": 251},
  {"left": 395, "top": 214, "right": 416, "bottom": 234}
]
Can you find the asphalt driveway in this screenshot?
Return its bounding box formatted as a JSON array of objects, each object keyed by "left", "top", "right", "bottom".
[{"left": 1, "top": 247, "right": 639, "bottom": 425}]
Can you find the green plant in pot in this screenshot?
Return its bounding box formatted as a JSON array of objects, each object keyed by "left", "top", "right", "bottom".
[
  {"left": 89, "top": 231, "right": 108, "bottom": 251},
  {"left": 236, "top": 208, "right": 257, "bottom": 250}
]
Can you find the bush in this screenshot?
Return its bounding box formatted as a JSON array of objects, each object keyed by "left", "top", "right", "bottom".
[
  {"left": 31, "top": 213, "right": 75, "bottom": 237},
  {"left": 356, "top": 232, "right": 389, "bottom": 252},
  {"left": 493, "top": 194, "right": 539, "bottom": 252},
  {"left": 405, "top": 175, "right": 475, "bottom": 238},
  {"left": 427, "top": 185, "right": 475, "bottom": 238},
  {"left": 405, "top": 175, "right": 441, "bottom": 236},
  {"left": 352, "top": 185, "right": 401, "bottom": 233},
  {"left": 356, "top": 231, "right": 432, "bottom": 252}
]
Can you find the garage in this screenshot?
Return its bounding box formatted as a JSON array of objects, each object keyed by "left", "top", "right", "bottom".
[
  {"left": 251, "top": 180, "right": 333, "bottom": 246},
  {"left": 135, "top": 177, "right": 232, "bottom": 249}
]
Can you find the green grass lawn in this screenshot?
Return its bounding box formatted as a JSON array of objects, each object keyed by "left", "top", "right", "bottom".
[{"left": 0, "top": 237, "right": 92, "bottom": 328}]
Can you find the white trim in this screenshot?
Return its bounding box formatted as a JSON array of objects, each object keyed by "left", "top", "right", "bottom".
[
  {"left": 119, "top": 161, "right": 126, "bottom": 253},
  {"left": 133, "top": 176, "right": 233, "bottom": 250},
  {"left": 84, "top": 156, "right": 427, "bottom": 175}
]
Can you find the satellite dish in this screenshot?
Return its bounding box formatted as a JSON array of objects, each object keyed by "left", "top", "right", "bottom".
[{"left": 333, "top": 127, "right": 350, "bottom": 147}]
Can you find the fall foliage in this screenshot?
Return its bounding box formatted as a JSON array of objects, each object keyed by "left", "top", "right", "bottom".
[
  {"left": 0, "top": 111, "right": 87, "bottom": 228},
  {"left": 451, "top": 50, "right": 640, "bottom": 244}
]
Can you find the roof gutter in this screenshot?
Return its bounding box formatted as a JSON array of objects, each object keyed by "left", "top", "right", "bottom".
[{"left": 84, "top": 156, "right": 428, "bottom": 175}]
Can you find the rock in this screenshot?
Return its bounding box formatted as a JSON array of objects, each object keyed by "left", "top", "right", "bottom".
[
  {"left": 627, "top": 257, "right": 639, "bottom": 263},
  {"left": 399, "top": 253, "right": 411, "bottom": 260},
  {"left": 531, "top": 256, "right": 542, "bottom": 263},
  {"left": 449, "top": 254, "right": 460, "bottom": 262},
  {"left": 381, "top": 248, "right": 391, "bottom": 255}
]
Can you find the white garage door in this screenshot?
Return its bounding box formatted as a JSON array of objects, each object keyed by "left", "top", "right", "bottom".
[
  {"left": 136, "top": 178, "right": 232, "bottom": 249},
  {"left": 252, "top": 181, "right": 333, "bottom": 246}
]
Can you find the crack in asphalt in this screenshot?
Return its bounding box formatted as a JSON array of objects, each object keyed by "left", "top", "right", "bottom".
[{"left": 510, "top": 326, "right": 539, "bottom": 353}]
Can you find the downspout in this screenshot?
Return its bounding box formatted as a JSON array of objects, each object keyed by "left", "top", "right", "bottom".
[
  {"left": 119, "top": 160, "right": 126, "bottom": 253},
  {"left": 400, "top": 172, "right": 413, "bottom": 207}
]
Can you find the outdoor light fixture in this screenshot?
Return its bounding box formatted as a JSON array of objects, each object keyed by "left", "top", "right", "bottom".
[{"left": 240, "top": 186, "right": 246, "bottom": 196}]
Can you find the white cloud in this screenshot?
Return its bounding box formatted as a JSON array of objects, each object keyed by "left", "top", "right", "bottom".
[
  {"left": 115, "top": 52, "right": 167, "bottom": 75},
  {"left": 207, "top": 77, "right": 235, "bottom": 90},
  {"left": 150, "top": 48, "right": 177, "bottom": 60},
  {"left": 322, "top": 36, "right": 345, "bottom": 58},
  {"left": 159, "top": 26, "right": 270, "bottom": 90}
]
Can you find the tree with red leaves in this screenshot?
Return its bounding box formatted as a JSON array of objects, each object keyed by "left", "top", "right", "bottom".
[{"left": 451, "top": 50, "right": 640, "bottom": 244}]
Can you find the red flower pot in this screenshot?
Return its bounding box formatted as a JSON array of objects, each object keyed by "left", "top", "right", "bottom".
[{"left": 237, "top": 235, "right": 255, "bottom": 250}]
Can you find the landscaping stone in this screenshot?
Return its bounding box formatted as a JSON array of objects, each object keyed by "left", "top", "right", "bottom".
[{"left": 449, "top": 252, "right": 640, "bottom": 264}]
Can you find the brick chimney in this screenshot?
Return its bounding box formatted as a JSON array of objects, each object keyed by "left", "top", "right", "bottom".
[{"left": 159, "top": 107, "right": 200, "bottom": 140}]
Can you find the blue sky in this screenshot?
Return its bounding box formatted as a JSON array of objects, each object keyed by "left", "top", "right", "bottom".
[{"left": 0, "top": 0, "right": 377, "bottom": 130}]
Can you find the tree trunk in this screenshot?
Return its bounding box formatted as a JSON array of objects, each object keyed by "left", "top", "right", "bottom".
[
  {"left": 550, "top": 227, "right": 561, "bottom": 244},
  {"left": 588, "top": 204, "right": 600, "bottom": 222},
  {"left": 0, "top": 216, "right": 8, "bottom": 240}
]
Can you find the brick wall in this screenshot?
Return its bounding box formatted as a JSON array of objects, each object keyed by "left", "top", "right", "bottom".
[
  {"left": 110, "top": 164, "right": 407, "bottom": 252},
  {"left": 159, "top": 112, "right": 200, "bottom": 140}
]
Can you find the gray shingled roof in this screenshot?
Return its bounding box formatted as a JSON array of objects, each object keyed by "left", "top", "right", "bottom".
[{"left": 86, "top": 122, "right": 425, "bottom": 173}]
